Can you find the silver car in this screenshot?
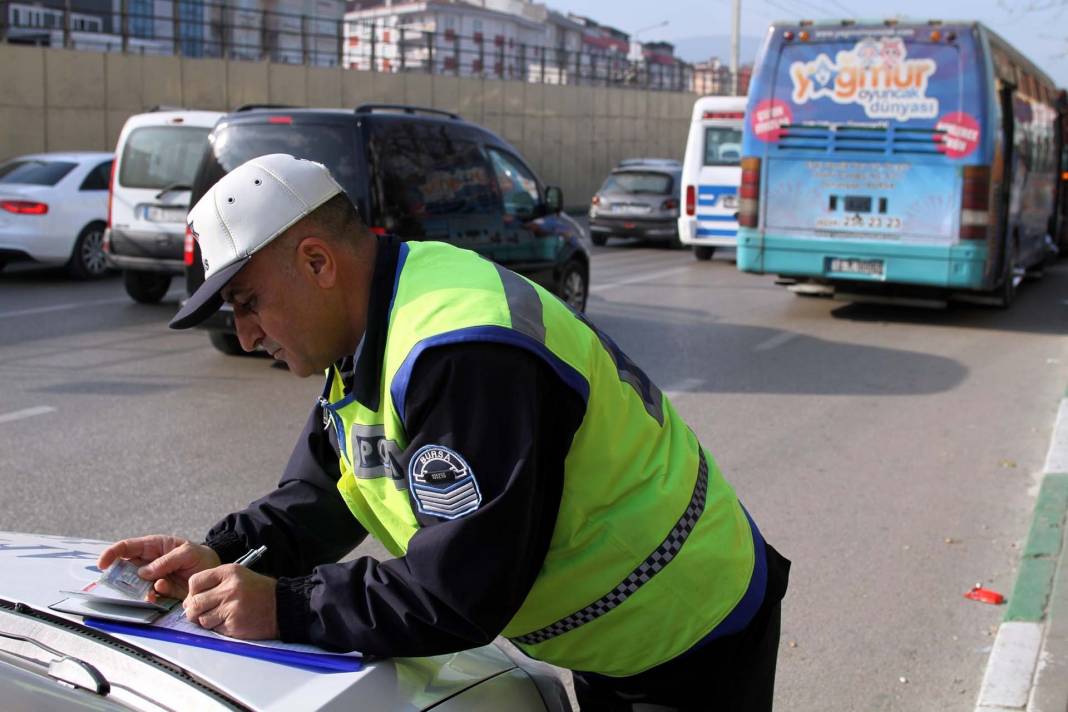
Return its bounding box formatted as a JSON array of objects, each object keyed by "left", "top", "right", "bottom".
[
  {"left": 588, "top": 159, "right": 683, "bottom": 247},
  {"left": 0, "top": 530, "right": 570, "bottom": 711}
]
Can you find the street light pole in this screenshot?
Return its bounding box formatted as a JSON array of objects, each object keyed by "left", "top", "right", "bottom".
[{"left": 730, "top": 0, "right": 740, "bottom": 95}]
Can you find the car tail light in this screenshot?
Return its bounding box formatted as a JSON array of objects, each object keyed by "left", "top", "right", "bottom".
[
  {"left": 685, "top": 185, "right": 695, "bottom": 216},
  {"left": 267, "top": 116, "right": 293, "bottom": 125},
  {"left": 183, "top": 224, "right": 195, "bottom": 266},
  {"left": 739, "top": 157, "right": 761, "bottom": 228},
  {"left": 960, "top": 165, "right": 990, "bottom": 241},
  {"left": 1, "top": 200, "right": 48, "bottom": 215},
  {"left": 369, "top": 226, "right": 387, "bottom": 236},
  {"left": 107, "top": 160, "right": 116, "bottom": 228},
  {"left": 661, "top": 198, "right": 678, "bottom": 211}
]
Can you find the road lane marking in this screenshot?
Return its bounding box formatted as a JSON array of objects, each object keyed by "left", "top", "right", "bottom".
[
  {"left": 0, "top": 297, "right": 129, "bottom": 320},
  {"left": 754, "top": 332, "right": 799, "bottom": 352},
  {"left": 0, "top": 406, "right": 56, "bottom": 424},
  {"left": 590, "top": 265, "right": 691, "bottom": 295}
]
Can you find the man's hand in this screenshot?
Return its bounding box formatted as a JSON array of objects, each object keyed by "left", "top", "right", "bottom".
[
  {"left": 97, "top": 536, "right": 220, "bottom": 600},
  {"left": 183, "top": 565, "right": 279, "bottom": 640}
]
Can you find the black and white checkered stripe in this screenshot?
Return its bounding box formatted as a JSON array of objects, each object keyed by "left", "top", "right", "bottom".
[{"left": 511, "top": 451, "right": 710, "bottom": 646}]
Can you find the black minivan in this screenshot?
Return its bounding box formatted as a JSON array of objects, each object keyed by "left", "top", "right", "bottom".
[{"left": 185, "top": 104, "right": 590, "bottom": 355}]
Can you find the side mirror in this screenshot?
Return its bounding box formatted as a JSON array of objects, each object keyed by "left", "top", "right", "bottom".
[{"left": 545, "top": 186, "right": 563, "bottom": 214}]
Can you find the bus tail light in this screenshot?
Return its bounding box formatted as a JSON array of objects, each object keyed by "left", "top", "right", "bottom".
[
  {"left": 183, "top": 224, "right": 195, "bottom": 266},
  {"left": 960, "top": 165, "right": 990, "bottom": 240},
  {"left": 739, "top": 157, "right": 761, "bottom": 228},
  {"left": 685, "top": 185, "right": 695, "bottom": 216}
]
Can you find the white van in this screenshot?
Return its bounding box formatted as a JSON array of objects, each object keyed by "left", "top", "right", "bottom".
[
  {"left": 106, "top": 109, "right": 223, "bottom": 303},
  {"left": 678, "top": 96, "right": 746, "bottom": 261}
]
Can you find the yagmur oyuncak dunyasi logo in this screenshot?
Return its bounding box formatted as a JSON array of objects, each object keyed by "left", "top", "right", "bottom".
[{"left": 789, "top": 37, "right": 938, "bottom": 121}]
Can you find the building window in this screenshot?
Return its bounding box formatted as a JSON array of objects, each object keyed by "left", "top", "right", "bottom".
[
  {"left": 129, "top": 0, "right": 154, "bottom": 39},
  {"left": 177, "top": 0, "right": 203, "bottom": 56}
]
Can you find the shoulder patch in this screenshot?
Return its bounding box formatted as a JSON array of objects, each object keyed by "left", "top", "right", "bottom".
[{"left": 408, "top": 445, "right": 482, "bottom": 520}]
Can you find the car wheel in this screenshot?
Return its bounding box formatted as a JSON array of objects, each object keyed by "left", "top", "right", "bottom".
[
  {"left": 67, "top": 222, "right": 109, "bottom": 280},
  {"left": 557, "top": 260, "right": 588, "bottom": 312},
  {"left": 0, "top": 259, "right": 7, "bottom": 273},
  {"left": 209, "top": 331, "right": 247, "bottom": 356},
  {"left": 591, "top": 234, "right": 607, "bottom": 247},
  {"left": 694, "top": 246, "right": 716, "bottom": 261},
  {"left": 123, "top": 270, "right": 171, "bottom": 304}
]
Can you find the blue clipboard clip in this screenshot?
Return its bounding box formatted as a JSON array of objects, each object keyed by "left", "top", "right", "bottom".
[{"left": 85, "top": 618, "right": 364, "bottom": 673}]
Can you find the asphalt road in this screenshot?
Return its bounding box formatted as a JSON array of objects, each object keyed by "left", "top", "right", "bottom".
[{"left": 2, "top": 241, "right": 1067, "bottom": 711}]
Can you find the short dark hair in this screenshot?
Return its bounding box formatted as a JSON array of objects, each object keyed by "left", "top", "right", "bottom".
[{"left": 309, "top": 192, "right": 366, "bottom": 242}]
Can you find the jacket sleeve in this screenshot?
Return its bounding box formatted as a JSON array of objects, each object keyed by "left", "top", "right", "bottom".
[
  {"left": 203, "top": 403, "right": 367, "bottom": 578},
  {"left": 274, "top": 342, "right": 586, "bottom": 657}
]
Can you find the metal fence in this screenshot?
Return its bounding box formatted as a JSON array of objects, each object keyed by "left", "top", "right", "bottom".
[{"left": 0, "top": 1, "right": 694, "bottom": 91}]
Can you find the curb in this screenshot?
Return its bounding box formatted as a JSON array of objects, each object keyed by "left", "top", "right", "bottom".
[{"left": 975, "top": 397, "right": 1068, "bottom": 712}]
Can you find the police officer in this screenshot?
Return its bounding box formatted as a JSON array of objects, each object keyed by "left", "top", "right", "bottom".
[{"left": 100, "top": 154, "right": 789, "bottom": 711}]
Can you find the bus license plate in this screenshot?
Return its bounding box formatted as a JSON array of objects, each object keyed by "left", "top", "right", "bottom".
[{"left": 828, "top": 258, "right": 884, "bottom": 277}]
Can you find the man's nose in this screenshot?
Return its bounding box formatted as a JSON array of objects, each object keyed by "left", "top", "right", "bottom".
[{"left": 233, "top": 314, "right": 263, "bottom": 353}]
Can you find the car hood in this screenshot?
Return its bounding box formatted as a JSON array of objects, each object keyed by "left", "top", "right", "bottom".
[{"left": 0, "top": 531, "right": 517, "bottom": 711}]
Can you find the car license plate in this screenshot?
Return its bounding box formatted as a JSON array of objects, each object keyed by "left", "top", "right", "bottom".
[
  {"left": 615, "top": 204, "right": 651, "bottom": 215},
  {"left": 145, "top": 205, "right": 187, "bottom": 223},
  {"left": 828, "top": 258, "right": 884, "bottom": 277},
  {"left": 720, "top": 194, "right": 738, "bottom": 210}
]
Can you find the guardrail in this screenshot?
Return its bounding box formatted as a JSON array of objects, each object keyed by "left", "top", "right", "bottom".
[{"left": 0, "top": 1, "right": 696, "bottom": 92}]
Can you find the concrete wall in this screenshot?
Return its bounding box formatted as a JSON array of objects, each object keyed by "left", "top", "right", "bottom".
[{"left": 0, "top": 44, "right": 697, "bottom": 208}]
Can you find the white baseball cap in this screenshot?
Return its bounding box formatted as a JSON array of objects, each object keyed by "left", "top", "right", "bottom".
[{"left": 170, "top": 153, "right": 343, "bottom": 329}]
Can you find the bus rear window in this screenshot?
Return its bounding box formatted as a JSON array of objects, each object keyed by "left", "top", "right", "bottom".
[{"left": 703, "top": 127, "right": 743, "bottom": 165}]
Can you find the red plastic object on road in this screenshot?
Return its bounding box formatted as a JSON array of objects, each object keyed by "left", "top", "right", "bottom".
[{"left": 964, "top": 586, "right": 1005, "bottom": 605}]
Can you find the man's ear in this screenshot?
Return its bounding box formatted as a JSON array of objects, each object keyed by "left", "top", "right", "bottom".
[{"left": 296, "top": 237, "right": 337, "bottom": 288}]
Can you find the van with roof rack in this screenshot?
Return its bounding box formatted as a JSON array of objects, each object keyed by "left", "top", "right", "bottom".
[{"left": 184, "top": 104, "right": 590, "bottom": 355}]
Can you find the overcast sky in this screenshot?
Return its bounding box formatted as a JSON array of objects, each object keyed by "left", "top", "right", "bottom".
[{"left": 554, "top": 0, "right": 1068, "bottom": 85}]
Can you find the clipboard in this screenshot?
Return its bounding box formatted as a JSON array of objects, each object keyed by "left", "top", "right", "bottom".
[{"left": 84, "top": 618, "right": 365, "bottom": 673}]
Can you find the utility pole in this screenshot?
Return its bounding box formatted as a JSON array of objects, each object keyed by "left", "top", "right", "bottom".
[{"left": 730, "top": 0, "right": 740, "bottom": 95}]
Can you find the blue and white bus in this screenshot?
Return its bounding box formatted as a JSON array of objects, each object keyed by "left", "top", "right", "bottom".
[
  {"left": 679, "top": 96, "right": 746, "bottom": 261},
  {"left": 737, "top": 19, "right": 1062, "bottom": 306}
]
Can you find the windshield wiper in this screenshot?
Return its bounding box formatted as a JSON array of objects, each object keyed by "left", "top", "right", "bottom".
[
  {"left": 0, "top": 629, "right": 109, "bottom": 694},
  {"left": 155, "top": 183, "right": 192, "bottom": 199}
]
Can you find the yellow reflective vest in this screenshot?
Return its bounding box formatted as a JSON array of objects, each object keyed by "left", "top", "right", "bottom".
[{"left": 320, "top": 241, "right": 767, "bottom": 676}]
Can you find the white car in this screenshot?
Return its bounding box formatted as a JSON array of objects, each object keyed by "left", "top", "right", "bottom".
[
  {"left": 0, "top": 531, "right": 570, "bottom": 711},
  {"left": 0, "top": 152, "right": 114, "bottom": 278}
]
